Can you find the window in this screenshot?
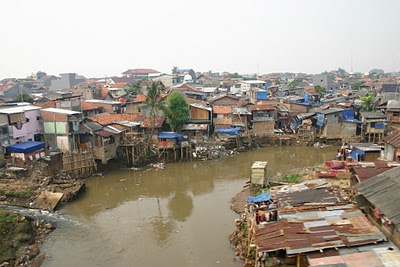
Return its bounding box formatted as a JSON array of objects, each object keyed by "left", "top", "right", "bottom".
[
  {"left": 37, "top": 116, "right": 42, "bottom": 121},
  {"left": 1, "top": 127, "right": 7, "bottom": 135}
]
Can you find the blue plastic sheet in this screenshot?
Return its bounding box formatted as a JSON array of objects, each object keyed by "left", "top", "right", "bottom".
[
  {"left": 342, "top": 109, "right": 355, "bottom": 120},
  {"left": 158, "top": 132, "right": 183, "bottom": 140},
  {"left": 248, "top": 192, "right": 272, "bottom": 204},
  {"left": 215, "top": 127, "right": 242, "bottom": 135},
  {"left": 7, "top": 141, "right": 45, "bottom": 153}
]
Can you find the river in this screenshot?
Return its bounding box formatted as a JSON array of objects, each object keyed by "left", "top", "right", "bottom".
[{"left": 40, "top": 145, "right": 337, "bottom": 267}]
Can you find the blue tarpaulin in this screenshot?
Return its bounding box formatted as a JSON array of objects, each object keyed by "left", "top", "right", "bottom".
[
  {"left": 374, "top": 123, "right": 384, "bottom": 129},
  {"left": 248, "top": 192, "right": 272, "bottom": 204},
  {"left": 342, "top": 109, "right": 355, "bottom": 121},
  {"left": 7, "top": 141, "right": 45, "bottom": 154},
  {"left": 158, "top": 132, "right": 183, "bottom": 140},
  {"left": 216, "top": 127, "right": 242, "bottom": 135}
]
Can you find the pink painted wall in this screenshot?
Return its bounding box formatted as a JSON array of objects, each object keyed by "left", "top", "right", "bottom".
[{"left": 9, "top": 109, "right": 43, "bottom": 144}]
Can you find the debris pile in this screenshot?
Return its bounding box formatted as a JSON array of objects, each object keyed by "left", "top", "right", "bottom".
[{"left": 193, "top": 145, "right": 237, "bottom": 160}]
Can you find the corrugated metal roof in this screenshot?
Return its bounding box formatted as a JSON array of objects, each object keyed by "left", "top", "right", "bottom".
[
  {"left": 232, "top": 107, "right": 251, "bottom": 115},
  {"left": 387, "top": 100, "right": 400, "bottom": 110},
  {"left": 308, "top": 247, "right": 400, "bottom": 267},
  {"left": 318, "top": 108, "right": 344, "bottom": 115},
  {"left": 213, "top": 106, "right": 232, "bottom": 114},
  {"left": 355, "top": 167, "right": 400, "bottom": 225},
  {"left": 351, "top": 162, "right": 398, "bottom": 183},
  {"left": 383, "top": 130, "right": 400, "bottom": 147},
  {"left": 42, "top": 107, "right": 81, "bottom": 115},
  {"left": 275, "top": 187, "right": 345, "bottom": 209},
  {"left": 94, "top": 129, "right": 114, "bottom": 137},
  {"left": 255, "top": 207, "right": 386, "bottom": 255}
]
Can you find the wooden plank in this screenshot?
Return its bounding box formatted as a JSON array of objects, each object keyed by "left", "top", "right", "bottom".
[{"left": 32, "top": 191, "right": 64, "bottom": 211}]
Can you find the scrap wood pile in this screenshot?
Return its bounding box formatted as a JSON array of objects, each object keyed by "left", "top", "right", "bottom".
[{"left": 0, "top": 162, "right": 86, "bottom": 211}]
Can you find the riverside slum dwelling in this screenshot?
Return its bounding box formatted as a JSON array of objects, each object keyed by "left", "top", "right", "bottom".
[{"left": 232, "top": 161, "right": 399, "bottom": 267}]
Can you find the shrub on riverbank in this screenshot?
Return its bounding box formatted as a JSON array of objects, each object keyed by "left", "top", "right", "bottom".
[{"left": 281, "top": 173, "right": 304, "bottom": 183}]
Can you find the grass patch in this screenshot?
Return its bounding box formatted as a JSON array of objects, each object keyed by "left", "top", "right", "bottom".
[
  {"left": 5, "top": 189, "right": 33, "bottom": 198},
  {"left": 0, "top": 210, "right": 17, "bottom": 224},
  {"left": 281, "top": 173, "right": 304, "bottom": 184}
]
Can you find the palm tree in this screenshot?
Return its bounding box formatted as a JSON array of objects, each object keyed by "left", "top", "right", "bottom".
[{"left": 144, "top": 81, "right": 165, "bottom": 152}]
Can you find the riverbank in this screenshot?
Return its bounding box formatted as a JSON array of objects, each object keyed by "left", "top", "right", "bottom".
[
  {"left": 0, "top": 210, "right": 54, "bottom": 266},
  {"left": 229, "top": 159, "right": 353, "bottom": 267}
]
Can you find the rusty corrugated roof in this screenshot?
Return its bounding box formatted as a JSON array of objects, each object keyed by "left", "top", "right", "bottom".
[
  {"left": 255, "top": 207, "right": 386, "bottom": 255},
  {"left": 213, "top": 106, "right": 232, "bottom": 114},
  {"left": 308, "top": 247, "right": 400, "bottom": 267},
  {"left": 87, "top": 113, "right": 139, "bottom": 126},
  {"left": 383, "top": 130, "right": 400, "bottom": 147}
]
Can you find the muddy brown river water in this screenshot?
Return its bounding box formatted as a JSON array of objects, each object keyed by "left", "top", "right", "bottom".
[{"left": 41, "top": 146, "right": 337, "bottom": 267}]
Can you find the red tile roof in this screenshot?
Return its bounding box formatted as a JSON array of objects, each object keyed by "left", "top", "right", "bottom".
[
  {"left": 34, "top": 101, "right": 56, "bottom": 109},
  {"left": 0, "top": 84, "right": 11, "bottom": 91},
  {"left": 213, "top": 106, "right": 232, "bottom": 114},
  {"left": 178, "top": 83, "right": 202, "bottom": 92},
  {"left": 101, "top": 88, "right": 109, "bottom": 99},
  {"left": 186, "top": 97, "right": 209, "bottom": 106},
  {"left": 87, "top": 113, "right": 139, "bottom": 126},
  {"left": 134, "top": 94, "right": 147, "bottom": 103},
  {"left": 111, "top": 83, "right": 128, "bottom": 88},
  {"left": 81, "top": 100, "right": 97, "bottom": 111}
]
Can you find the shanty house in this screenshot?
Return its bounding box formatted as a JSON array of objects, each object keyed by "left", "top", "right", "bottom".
[
  {"left": 387, "top": 100, "right": 400, "bottom": 129},
  {"left": 0, "top": 105, "right": 44, "bottom": 160},
  {"left": 7, "top": 141, "right": 45, "bottom": 165},
  {"left": 232, "top": 107, "right": 251, "bottom": 129},
  {"left": 383, "top": 130, "right": 400, "bottom": 161},
  {"left": 157, "top": 132, "right": 183, "bottom": 148},
  {"left": 248, "top": 88, "right": 268, "bottom": 104},
  {"left": 41, "top": 108, "right": 83, "bottom": 152},
  {"left": 85, "top": 99, "right": 123, "bottom": 114},
  {"left": 209, "top": 95, "right": 241, "bottom": 107},
  {"left": 360, "top": 111, "right": 386, "bottom": 143},
  {"left": 213, "top": 106, "right": 232, "bottom": 129},
  {"left": 348, "top": 143, "right": 382, "bottom": 162},
  {"left": 82, "top": 121, "right": 118, "bottom": 164},
  {"left": 248, "top": 105, "right": 275, "bottom": 136},
  {"left": 355, "top": 167, "right": 400, "bottom": 247},
  {"left": 316, "top": 108, "right": 358, "bottom": 138}
]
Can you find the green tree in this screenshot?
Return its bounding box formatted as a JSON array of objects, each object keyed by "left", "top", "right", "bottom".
[
  {"left": 351, "top": 82, "right": 362, "bottom": 90},
  {"left": 360, "top": 93, "right": 375, "bottom": 111},
  {"left": 14, "top": 93, "right": 33, "bottom": 103},
  {"left": 289, "top": 80, "right": 298, "bottom": 89},
  {"left": 22, "top": 82, "right": 33, "bottom": 89},
  {"left": 164, "top": 92, "right": 189, "bottom": 132},
  {"left": 128, "top": 79, "right": 145, "bottom": 94},
  {"left": 172, "top": 66, "right": 178, "bottom": 74},
  {"left": 314, "top": 85, "right": 326, "bottom": 94},
  {"left": 144, "top": 81, "right": 165, "bottom": 150}
]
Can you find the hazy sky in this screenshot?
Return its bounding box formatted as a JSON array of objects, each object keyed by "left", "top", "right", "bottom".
[{"left": 1, "top": 0, "right": 399, "bottom": 79}]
